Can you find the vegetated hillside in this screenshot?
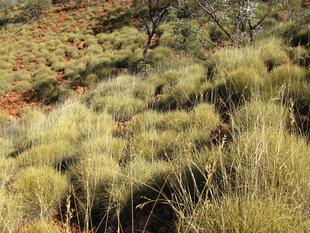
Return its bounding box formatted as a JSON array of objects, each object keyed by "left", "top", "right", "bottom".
[{"left": 0, "top": 0, "right": 309, "bottom": 232}]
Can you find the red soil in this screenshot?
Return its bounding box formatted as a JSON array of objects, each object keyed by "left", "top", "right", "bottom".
[{"left": 0, "top": 90, "right": 39, "bottom": 117}]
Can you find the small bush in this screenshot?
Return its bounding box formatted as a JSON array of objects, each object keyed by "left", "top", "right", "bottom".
[
  {"left": 17, "top": 141, "right": 76, "bottom": 170},
  {"left": 213, "top": 46, "right": 267, "bottom": 76},
  {"left": 91, "top": 95, "right": 146, "bottom": 121},
  {"left": 65, "top": 46, "right": 79, "bottom": 59},
  {"left": 91, "top": 75, "right": 154, "bottom": 100},
  {"left": 80, "top": 136, "right": 127, "bottom": 162},
  {"left": 191, "top": 104, "right": 220, "bottom": 130},
  {"left": 289, "top": 21, "right": 310, "bottom": 47},
  {"left": 0, "top": 112, "right": 12, "bottom": 128},
  {"left": 215, "top": 67, "right": 264, "bottom": 106},
  {"left": 256, "top": 38, "right": 289, "bottom": 71},
  {"left": 131, "top": 129, "right": 180, "bottom": 161},
  {"left": 127, "top": 103, "right": 219, "bottom": 137},
  {"left": 148, "top": 47, "right": 174, "bottom": 65},
  {"left": 228, "top": 128, "right": 310, "bottom": 201},
  {"left": 120, "top": 158, "right": 171, "bottom": 199},
  {"left": 289, "top": 46, "right": 310, "bottom": 67},
  {"left": 0, "top": 60, "right": 12, "bottom": 70},
  {"left": 0, "top": 0, "right": 12, "bottom": 22},
  {"left": 209, "top": 25, "right": 228, "bottom": 42},
  {"left": 178, "top": 197, "right": 309, "bottom": 233},
  {"left": 13, "top": 167, "right": 69, "bottom": 219},
  {"left": 172, "top": 19, "right": 206, "bottom": 56},
  {"left": 18, "top": 102, "right": 114, "bottom": 147},
  {"left": 269, "top": 64, "right": 306, "bottom": 86},
  {"left": 33, "top": 67, "right": 54, "bottom": 82},
  {"left": 150, "top": 64, "right": 206, "bottom": 110},
  {"left": 12, "top": 81, "right": 32, "bottom": 93},
  {"left": 34, "top": 78, "right": 74, "bottom": 104},
  {"left": 0, "top": 191, "right": 21, "bottom": 233},
  {"left": 232, "top": 100, "right": 289, "bottom": 132},
  {"left": 23, "top": 0, "right": 52, "bottom": 18},
  {"left": 0, "top": 78, "right": 11, "bottom": 96},
  {"left": 71, "top": 155, "right": 120, "bottom": 228}
]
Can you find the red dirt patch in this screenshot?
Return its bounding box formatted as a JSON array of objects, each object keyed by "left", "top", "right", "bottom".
[
  {"left": 74, "top": 85, "right": 88, "bottom": 95},
  {"left": 116, "top": 121, "right": 126, "bottom": 135},
  {"left": 77, "top": 41, "right": 86, "bottom": 50},
  {"left": 56, "top": 71, "right": 69, "bottom": 85},
  {"left": 12, "top": 58, "right": 27, "bottom": 71},
  {"left": 0, "top": 90, "right": 39, "bottom": 117}
]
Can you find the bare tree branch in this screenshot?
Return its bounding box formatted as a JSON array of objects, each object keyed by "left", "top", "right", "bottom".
[
  {"left": 194, "top": 0, "right": 236, "bottom": 44},
  {"left": 252, "top": 0, "right": 278, "bottom": 30}
]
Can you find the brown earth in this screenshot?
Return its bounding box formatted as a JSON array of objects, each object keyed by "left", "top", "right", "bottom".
[{"left": 0, "top": 90, "right": 39, "bottom": 117}]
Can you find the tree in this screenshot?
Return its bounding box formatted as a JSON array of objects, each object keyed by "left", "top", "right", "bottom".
[
  {"left": 194, "top": 0, "right": 279, "bottom": 45},
  {"left": 21, "top": 0, "right": 52, "bottom": 18},
  {"left": 0, "top": 0, "right": 12, "bottom": 23},
  {"left": 135, "top": 0, "right": 175, "bottom": 60}
]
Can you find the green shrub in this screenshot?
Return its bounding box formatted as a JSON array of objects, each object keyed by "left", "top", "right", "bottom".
[
  {"left": 91, "top": 75, "right": 154, "bottom": 100},
  {"left": 12, "top": 80, "right": 32, "bottom": 93},
  {"left": 71, "top": 155, "right": 120, "bottom": 228},
  {"left": 17, "top": 141, "right": 76, "bottom": 169},
  {"left": 148, "top": 47, "right": 174, "bottom": 65},
  {"left": 213, "top": 46, "right": 267, "bottom": 76},
  {"left": 127, "top": 103, "right": 219, "bottom": 142},
  {"left": 0, "top": 60, "right": 12, "bottom": 70},
  {"left": 0, "top": 0, "right": 12, "bottom": 22},
  {"left": 34, "top": 78, "right": 74, "bottom": 104},
  {"left": 51, "top": 61, "right": 65, "bottom": 72},
  {"left": 0, "top": 78, "right": 11, "bottom": 96},
  {"left": 172, "top": 19, "right": 206, "bottom": 56},
  {"left": 272, "top": 15, "right": 309, "bottom": 47},
  {"left": 126, "top": 110, "right": 165, "bottom": 134},
  {"left": 269, "top": 64, "right": 306, "bottom": 86},
  {"left": 232, "top": 100, "right": 290, "bottom": 132},
  {"left": 150, "top": 64, "right": 206, "bottom": 109},
  {"left": 33, "top": 67, "right": 54, "bottom": 82},
  {"left": 131, "top": 129, "right": 180, "bottom": 161},
  {"left": 47, "top": 54, "right": 64, "bottom": 67},
  {"left": 0, "top": 191, "right": 21, "bottom": 233},
  {"left": 178, "top": 197, "right": 309, "bottom": 233},
  {"left": 228, "top": 128, "right": 310, "bottom": 201},
  {"left": 159, "top": 23, "right": 175, "bottom": 47},
  {"left": 23, "top": 0, "right": 52, "bottom": 17},
  {"left": 80, "top": 136, "right": 127, "bottom": 162},
  {"left": 22, "top": 221, "right": 65, "bottom": 233},
  {"left": 215, "top": 67, "right": 264, "bottom": 105},
  {"left": 65, "top": 46, "right": 79, "bottom": 59},
  {"left": 289, "top": 22, "right": 310, "bottom": 47},
  {"left": 256, "top": 38, "right": 289, "bottom": 71},
  {"left": 13, "top": 167, "right": 69, "bottom": 219},
  {"left": 260, "top": 17, "right": 277, "bottom": 29},
  {"left": 0, "top": 154, "right": 15, "bottom": 188},
  {"left": 0, "top": 112, "right": 12, "bottom": 128},
  {"left": 121, "top": 158, "right": 172, "bottom": 197},
  {"left": 209, "top": 25, "right": 228, "bottom": 42},
  {"left": 289, "top": 46, "right": 310, "bottom": 67},
  {"left": 91, "top": 95, "right": 146, "bottom": 121},
  {"left": 17, "top": 102, "right": 114, "bottom": 147},
  {"left": 13, "top": 70, "right": 31, "bottom": 82}
]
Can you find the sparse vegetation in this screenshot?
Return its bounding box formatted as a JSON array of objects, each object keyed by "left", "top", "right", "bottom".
[{"left": 0, "top": 0, "right": 309, "bottom": 232}]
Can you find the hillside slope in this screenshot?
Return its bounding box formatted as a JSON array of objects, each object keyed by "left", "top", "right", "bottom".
[{"left": 0, "top": 1, "right": 309, "bottom": 233}]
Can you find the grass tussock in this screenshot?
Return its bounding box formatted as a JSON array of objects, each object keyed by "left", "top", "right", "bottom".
[
  {"left": 0, "top": 191, "right": 21, "bottom": 233},
  {"left": 232, "top": 100, "right": 290, "bottom": 132},
  {"left": 178, "top": 197, "right": 309, "bottom": 233},
  {"left": 13, "top": 167, "right": 69, "bottom": 219}
]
